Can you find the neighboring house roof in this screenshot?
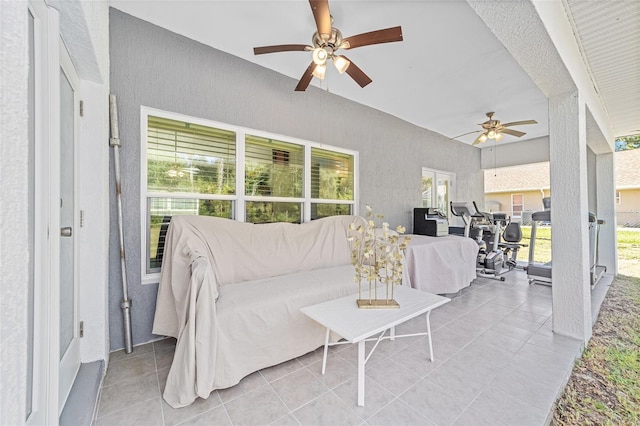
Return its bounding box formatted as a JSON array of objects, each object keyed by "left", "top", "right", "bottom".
[
  {"left": 485, "top": 149, "right": 640, "bottom": 193},
  {"left": 485, "top": 162, "right": 550, "bottom": 193}
]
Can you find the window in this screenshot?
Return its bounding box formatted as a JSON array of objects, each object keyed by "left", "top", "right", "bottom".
[
  {"left": 142, "top": 108, "right": 358, "bottom": 281},
  {"left": 421, "top": 174, "right": 433, "bottom": 208},
  {"left": 616, "top": 191, "right": 621, "bottom": 205},
  {"left": 511, "top": 194, "right": 524, "bottom": 218},
  {"left": 311, "top": 147, "right": 355, "bottom": 219},
  {"left": 245, "top": 135, "right": 304, "bottom": 223},
  {"left": 421, "top": 168, "right": 455, "bottom": 220},
  {"left": 144, "top": 115, "right": 236, "bottom": 274}
]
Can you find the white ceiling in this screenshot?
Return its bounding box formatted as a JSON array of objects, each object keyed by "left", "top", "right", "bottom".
[
  {"left": 110, "top": 0, "right": 639, "bottom": 145},
  {"left": 563, "top": 0, "right": 640, "bottom": 138}
]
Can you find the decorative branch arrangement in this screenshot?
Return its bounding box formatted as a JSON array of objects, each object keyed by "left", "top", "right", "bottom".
[{"left": 348, "top": 205, "right": 411, "bottom": 308}]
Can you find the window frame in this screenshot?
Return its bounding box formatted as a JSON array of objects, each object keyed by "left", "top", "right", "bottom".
[
  {"left": 140, "top": 106, "right": 359, "bottom": 283},
  {"left": 511, "top": 193, "right": 524, "bottom": 218},
  {"left": 421, "top": 167, "right": 456, "bottom": 220}
]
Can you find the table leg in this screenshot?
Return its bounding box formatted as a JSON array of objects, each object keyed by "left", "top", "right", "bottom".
[
  {"left": 358, "top": 340, "right": 365, "bottom": 406},
  {"left": 390, "top": 325, "right": 395, "bottom": 341},
  {"left": 321, "top": 327, "right": 330, "bottom": 375},
  {"left": 426, "top": 310, "right": 434, "bottom": 361}
]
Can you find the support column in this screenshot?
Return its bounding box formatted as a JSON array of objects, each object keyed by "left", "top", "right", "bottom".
[
  {"left": 596, "top": 152, "right": 618, "bottom": 275},
  {"left": 549, "top": 91, "right": 592, "bottom": 341}
]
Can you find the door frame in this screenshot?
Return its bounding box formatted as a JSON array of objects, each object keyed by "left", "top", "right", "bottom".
[{"left": 26, "top": 1, "right": 60, "bottom": 425}]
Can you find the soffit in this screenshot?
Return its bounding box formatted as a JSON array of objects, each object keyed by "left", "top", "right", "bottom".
[{"left": 563, "top": 0, "right": 640, "bottom": 137}]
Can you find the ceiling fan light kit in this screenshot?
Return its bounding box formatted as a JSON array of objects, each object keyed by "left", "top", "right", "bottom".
[
  {"left": 450, "top": 111, "right": 538, "bottom": 146},
  {"left": 312, "top": 47, "right": 328, "bottom": 65},
  {"left": 333, "top": 55, "right": 350, "bottom": 74},
  {"left": 312, "top": 63, "right": 326, "bottom": 80},
  {"left": 253, "top": 0, "right": 403, "bottom": 91}
]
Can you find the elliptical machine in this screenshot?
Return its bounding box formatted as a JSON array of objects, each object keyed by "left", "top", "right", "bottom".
[{"left": 450, "top": 201, "right": 507, "bottom": 281}]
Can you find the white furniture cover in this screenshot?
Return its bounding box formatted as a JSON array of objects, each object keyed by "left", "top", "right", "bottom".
[
  {"left": 152, "top": 215, "right": 363, "bottom": 408},
  {"left": 404, "top": 234, "right": 478, "bottom": 294}
]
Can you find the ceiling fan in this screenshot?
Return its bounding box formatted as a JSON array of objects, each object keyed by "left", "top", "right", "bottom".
[
  {"left": 253, "top": 0, "right": 403, "bottom": 91},
  {"left": 451, "top": 112, "right": 538, "bottom": 146}
]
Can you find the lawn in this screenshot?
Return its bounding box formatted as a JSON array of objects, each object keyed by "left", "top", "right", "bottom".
[
  {"left": 552, "top": 228, "right": 640, "bottom": 425},
  {"left": 517, "top": 225, "right": 551, "bottom": 264},
  {"left": 617, "top": 228, "right": 640, "bottom": 278},
  {"left": 516, "top": 226, "right": 640, "bottom": 278}
]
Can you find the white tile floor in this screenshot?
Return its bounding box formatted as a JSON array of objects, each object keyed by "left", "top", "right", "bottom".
[{"left": 94, "top": 270, "right": 612, "bottom": 426}]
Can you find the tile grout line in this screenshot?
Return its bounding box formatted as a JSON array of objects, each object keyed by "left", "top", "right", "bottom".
[{"left": 153, "top": 344, "right": 168, "bottom": 426}]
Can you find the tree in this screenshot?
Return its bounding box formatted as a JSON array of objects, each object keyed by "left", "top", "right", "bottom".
[{"left": 615, "top": 134, "right": 640, "bottom": 151}]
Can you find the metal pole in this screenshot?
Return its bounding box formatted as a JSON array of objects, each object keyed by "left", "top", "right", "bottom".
[{"left": 109, "top": 94, "right": 133, "bottom": 354}]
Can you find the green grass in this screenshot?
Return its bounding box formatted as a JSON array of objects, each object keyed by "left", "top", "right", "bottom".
[
  {"left": 515, "top": 226, "right": 640, "bottom": 277},
  {"left": 553, "top": 273, "right": 640, "bottom": 425},
  {"left": 552, "top": 229, "right": 640, "bottom": 425},
  {"left": 515, "top": 225, "right": 552, "bottom": 264},
  {"left": 617, "top": 228, "right": 640, "bottom": 278}
]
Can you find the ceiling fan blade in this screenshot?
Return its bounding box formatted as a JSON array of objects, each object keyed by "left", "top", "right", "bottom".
[
  {"left": 254, "top": 44, "right": 311, "bottom": 55},
  {"left": 501, "top": 128, "right": 526, "bottom": 137},
  {"left": 342, "top": 26, "right": 403, "bottom": 50},
  {"left": 501, "top": 120, "right": 538, "bottom": 127},
  {"left": 448, "top": 130, "right": 482, "bottom": 140},
  {"left": 295, "top": 62, "right": 317, "bottom": 92},
  {"left": 309, "top": 0, "right": 332, "bottom": 40},
  {"left": 472, "top": 133, "right": 486, "bottom": 146},
  {"left": 341, "top": 56, "right": 372, "bottom": 88}
]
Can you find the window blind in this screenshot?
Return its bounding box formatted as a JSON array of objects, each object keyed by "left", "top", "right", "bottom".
[
  {"left": 245, "top": 134, "right": 304, "bottom": 198},
  {"left": 310, "top": 147, "right": 354, "bottom": 200},
  {"left": 147, "top": 116, "right": 236, "bottom": 194}
]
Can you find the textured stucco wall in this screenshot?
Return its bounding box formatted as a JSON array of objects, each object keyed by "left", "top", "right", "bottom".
[
  {"left": 50, "top": 0, "right": 102, "bottom": 83},
  {"left": 108, "top": 9, "right": 483, "bottom": 350},
  {"left": 0, "top": 1, "right": 29, "bottom": 423},
  {"left": 549, "top": 91, "right": 591, "bottom": 340}
]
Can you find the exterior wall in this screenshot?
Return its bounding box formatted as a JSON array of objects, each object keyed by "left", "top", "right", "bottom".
[
  {"left": 617, "top": 188, "right": 640, "bottom": 227},
  {"left": 484, "top": 189, "right": 550, "bottom": 218},
  {"left": 108, "top": 9, "right": 484, "bottom": 350},
  {"left": 0, "top": 1, "right": 29, "bottom": 423},
  {"left": 618, "top": 188, "right": 640, "bottom": 212}
]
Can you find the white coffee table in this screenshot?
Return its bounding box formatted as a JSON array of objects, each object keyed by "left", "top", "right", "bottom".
[{"left": 300, "top": 285, "right": 450, "bottom": 406}]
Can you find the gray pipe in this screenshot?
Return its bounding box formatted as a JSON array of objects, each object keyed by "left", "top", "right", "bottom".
[{"left": 109, "top": 94, "right": 133, "bottom": 354}]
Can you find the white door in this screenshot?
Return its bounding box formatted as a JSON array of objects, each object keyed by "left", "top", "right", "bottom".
[{"left": 58, "top": 43, "right": 81, "bottom": 414}]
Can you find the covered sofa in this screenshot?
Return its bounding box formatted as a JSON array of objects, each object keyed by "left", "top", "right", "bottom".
[{"left": 152, "top": 214, "right": 364, "bottom": 408}]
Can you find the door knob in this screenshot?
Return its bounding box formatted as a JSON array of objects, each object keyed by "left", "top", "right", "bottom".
[{"left": 60, "top": 227, "right": 73, "bottom": 237}]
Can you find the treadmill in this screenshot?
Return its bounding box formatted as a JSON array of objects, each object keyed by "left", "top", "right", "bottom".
[
  {"left": 589, "top": 213, "right": 607, "bottom": 287},
  {"left": 526, "top": 210, "right": 552, "bottom": 285},
  {"left": 527, "top": 208, "right": 607, "bottom": 287}
]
